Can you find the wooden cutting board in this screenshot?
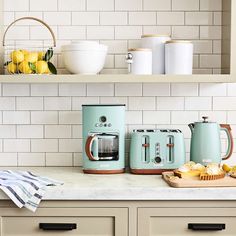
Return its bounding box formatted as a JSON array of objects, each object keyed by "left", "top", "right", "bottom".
[{"left": 162, "top": 171, "right": 236, "bottom": 188}]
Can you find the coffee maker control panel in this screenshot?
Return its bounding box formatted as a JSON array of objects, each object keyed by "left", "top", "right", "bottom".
[{"left": 95, "top": 116, "right": 112, "bottom": 128}]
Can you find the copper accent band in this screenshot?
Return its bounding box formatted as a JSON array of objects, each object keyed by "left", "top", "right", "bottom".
[
  {"left": 85, "top": 135, "right": 97, "bottom": 161},
  {"left": 220, "top": 124, "right": 234, "bottom": 160},
  {"left": 83, "top": 169, "right": 125, "bottom": 174},
  {"left": 130, "top": 168, "right": 174, "bottom": 175},
  {"left": 142, "top": 144, "right": 150, "bottom": 147},
  {"left": 166, "top": 143, "right": 174, "bottom": 148}
]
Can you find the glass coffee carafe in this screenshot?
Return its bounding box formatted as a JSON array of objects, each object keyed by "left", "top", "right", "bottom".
[{"left": 85, "top": 133, "right": 119, "bottom": 161}]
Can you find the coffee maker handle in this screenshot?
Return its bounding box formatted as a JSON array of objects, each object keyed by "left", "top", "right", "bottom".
[
  {"left": 85, "top": 135, "right": 99, "bottom": 161},
  {"left": 220, "top": 124, "right": 234, "bottom": 161}
]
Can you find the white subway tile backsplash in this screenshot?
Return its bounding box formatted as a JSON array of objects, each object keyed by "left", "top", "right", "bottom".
[
  {"left": 0, "top": 153, "right": 17, "bottom": 166},
  {"left": 59, "top": 139, "right": 82, "bottom": 152},
  {"left": 31, "top": 111, "right": 58, "bottom": 124},
  {"left": 72, "top": 125, "right": 82, "bottom": 138},
  {"left": 72, "top": 12, "right": 99, "bottom": 25},
  {"left": 172, "top": 26, "right": 199, "bottom": 39},
  {"left": 44, "top": 97, "right": 71, "bottom": 111},
  {"left": 100, "top": 12, "right": 127, "bottom": 26},
  {"left": 143, "top": 83, "right": 170, "bottom": 96},
  {"left": 126, "top": 111, "right": 142, "bottom": 124},
  {"left": 72, "top": 97, "right": 99, "bottom": 110},
  {"left": 46, "top": 153, "right": 73, "bottom": 166},
  {"left": 172, "top": 0, "right": 199, "bottom": 11},
  {"left": 3, "top": 84, "right": 29, "bottom": 97},
  {"left": 143, "top": 0, "right": 171, "bottom": 11},
  {"left": 87, "top": 0, "right": 114, "bottom": 11},
  {"left": 16, "top": 97, "right": 43, "bottom": 111},
  {"left": 200, "top": 83, "right": 227, "bottom": 96},
  {"left": 17, "top": 125, "right": 43, "bottom": 138},
  {"left": 18, "top": 153, "right": 45, "bottom": 166},
  {"left": 58, "top": 0, "right": 85, "bottom": 11},
  {"left": 200, "top": 26, "right": 222, "bottom": 39},
  {"left": 0, "top": 126, "right": 16, "bottom": 138},
  {"left": 200, "top": 0, "right": 222, "bottom": 11},
  {"left": 157, "top": 12, "right": 184, "bottom": 25},
  {"left": 4, "top": 139, "right": 30, "bottom": 152},
  {"left": 100, "top": 40, "right": 128, "bottom": 54},
  {"left": 156, "top": 97, "right": 184, "bottom": 110},
  {"left": 171, "top": 111, "right": 199, "bottom": 124},
  {"left": 115, "top": 26, "right": 142, "bottom": 40},
  {"left": 87, "top": 83, "right": 114, "bottom": 96},
  {"left": 4, "top": 0, "right": 29, "bottom": 11},
  {"left": 213, "top": 97, "right": 236, "bottom": 110},
  {"left": 143, "top": 111, "right": 170, "bottom": 124},
  {"left": 87, "top": 26, "right": 114, "bottom": 40},
  {"left": 185, "top": 97, "right": 212, "bottom": 110},
  {"left": 59, "top": 111, "right": 82, "bottom": 124},
  {"left": 115, "top": 83, "right": 142, "bottom": 96},
  {"left": 3, "top": 111, "right": 30, "bottom": 124},
  {"left": 185, "top": 12, "right": 213, "bottom": 25},
  {"left": 227, "top": 84, "right": 236, "bottom": 97},
  {"left": 115, "top": 0, "right": 142, "bottom": 11},
  {"left": 129, "top": 12, "right": 156, "bottom": 25},
  {"left": 0, "top": 98, "right": 15, "bottom": 110},
  {"left": 100, "top": 97, "right": 128, "bottom": 107},
  {"left": 45, "top": 125, "right": 71, "bottom": 138},
  {"left": 200, "top": 55, "right": 221, "bottom": 68},
  {"left": 58, "top": 26, "right": 86, "bottom": 40},
  {"left": 43, "top": 12, "right": 71, "bottom": 25},
  {"left": 199, "top": 111, "right": 226, "bottom": 123},
  {"left": 31, "top": 84, "right": 58, "bottom": 96},
  {"left": 129, "top": 97, "right": 156, "bottom": 110},
  {"left": 59, "top": 84, "right": 86, "bottom": 97},
  {"left": 30, "top": 0, "right": 57, "bottom": 11},
  {"left": 73, "top": 153, "right": 83, "bottom": 167},
  {"left": 31, "top": 139, "right": 58, "bottom": 152},
  {"left": 171, "top": 83, "right": 198, "bottom": 96}
]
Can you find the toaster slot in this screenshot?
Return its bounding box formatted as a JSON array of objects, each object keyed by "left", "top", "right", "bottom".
[
  {"left": 142, "top": 135, "right": 150, "bottom": 163},
  {"left": 166, "top": 135, "right": 174, "bottom": 164}
]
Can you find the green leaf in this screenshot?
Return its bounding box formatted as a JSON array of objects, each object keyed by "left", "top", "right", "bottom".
[
  {"left": 48, "top": 62, "right": 57, "bottom": 75},
  {"left": 44, "top": 47, "right": 53, "bottom": 61},
  {"left": 28, "top": 62, "right": 36, "bottom": 73},
  {"left": 4, "top": 61, "right": 12, "bottom": 66}
]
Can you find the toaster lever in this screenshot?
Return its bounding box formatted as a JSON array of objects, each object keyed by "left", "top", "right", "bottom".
[
  {"left": 166, "top": 143, "right": 174, "bottom": 148},
  {"left": 142, "top": 144, "right": 150, "bottom": 147}
]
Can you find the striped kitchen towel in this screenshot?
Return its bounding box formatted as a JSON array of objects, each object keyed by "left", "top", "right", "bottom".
[{"left": 0, "top": 170, "right": 63, "bottom": 212}]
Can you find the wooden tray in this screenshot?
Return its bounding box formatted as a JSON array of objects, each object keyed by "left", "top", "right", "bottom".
[{"left": 162, "top": 172, "right": 236, "bottom": 188}]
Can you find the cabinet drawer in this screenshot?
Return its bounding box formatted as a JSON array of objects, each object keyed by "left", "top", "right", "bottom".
[
  {"left": 138, "top": 208, "right": 236, "bottom": 236},
  {"left": 0, "top": 208, "right": 128, "bottom": 236}
]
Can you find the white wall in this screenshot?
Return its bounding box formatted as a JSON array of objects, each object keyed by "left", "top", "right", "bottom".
[{"left": 1, "top": 0, "right": 235, "bottom": 167}]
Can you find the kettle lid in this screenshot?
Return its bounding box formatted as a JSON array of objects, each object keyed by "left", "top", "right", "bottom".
[{"left": 195, "top": 116, "right": 216, "bottom": 124}]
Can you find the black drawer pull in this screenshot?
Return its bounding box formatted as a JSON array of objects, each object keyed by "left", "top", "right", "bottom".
[
  {"left": 188, "top": 223, "right": 225, "bottom": 231},
  {"left": 39, "top": 223, "right": 77, "bottom": 231}
]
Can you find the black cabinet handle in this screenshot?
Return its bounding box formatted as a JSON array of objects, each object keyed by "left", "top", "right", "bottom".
[
  {"left": 39, "top": 223, "right": 77, "bottom": 231},
  {"left": 188, "top": 223, "right": 225, "bottom": 231}
]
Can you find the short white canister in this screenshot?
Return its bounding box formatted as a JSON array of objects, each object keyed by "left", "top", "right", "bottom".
[
  {"left": 126, "top": 48, "right": 152, "bottom": 75},
  {"left": 141, "top": 34, "right": 171, "bottom": 74},
  {"left": 165, "top": 40, "right": 193, "bottom": 75}
]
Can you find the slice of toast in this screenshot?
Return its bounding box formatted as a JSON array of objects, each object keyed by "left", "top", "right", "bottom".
[{"left": 173, "top": 169, "right": 201, "bottom": 178}]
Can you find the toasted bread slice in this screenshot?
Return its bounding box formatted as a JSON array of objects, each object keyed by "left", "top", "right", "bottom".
[{"left": 173, "top": 169, "right": 201, "bottom": 178}]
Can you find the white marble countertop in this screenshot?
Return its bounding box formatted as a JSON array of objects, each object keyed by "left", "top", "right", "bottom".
[{"left": 0, "top": 167, "right": 236, "bottom": 201}]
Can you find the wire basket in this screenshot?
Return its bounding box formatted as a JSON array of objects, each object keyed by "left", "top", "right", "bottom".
[{"left": 3, "top": 17, "right": 57, "bottom": 75}]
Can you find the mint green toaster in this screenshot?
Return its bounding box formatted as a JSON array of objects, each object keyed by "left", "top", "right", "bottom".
[{"left": 130, "top": 129, "right": 186, "bottom": 174}]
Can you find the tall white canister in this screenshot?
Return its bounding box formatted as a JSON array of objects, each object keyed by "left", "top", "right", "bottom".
[
  {"left": 141, "top": 34, "right": 171, "bottom": 74},
  {"left": 165, "top": 40, "right": 193, "bottom": 75},
  {"left": 126, "top": 48, "right": 152, "bottom": 75}
]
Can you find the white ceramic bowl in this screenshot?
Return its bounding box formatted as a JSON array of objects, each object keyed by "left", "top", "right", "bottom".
[{"left": 61, "top": 41, "right": 108, "bottom": 74}]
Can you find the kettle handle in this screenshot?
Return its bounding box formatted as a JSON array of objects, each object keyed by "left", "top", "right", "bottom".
[
  {"left": 85, "top": 135, "right": 99, "bottom": 161},
  {"left": 220, "top": 124, "right": 234, "bottom": 161}
]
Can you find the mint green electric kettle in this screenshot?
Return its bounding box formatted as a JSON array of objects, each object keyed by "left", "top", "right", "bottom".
[{"left": 189, "top": 116, "right": 234, "bottom": 165}]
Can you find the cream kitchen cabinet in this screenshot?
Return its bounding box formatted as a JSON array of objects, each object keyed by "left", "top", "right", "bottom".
[{"left": 0, "top": 203, "right": 128, "bottom": 236}]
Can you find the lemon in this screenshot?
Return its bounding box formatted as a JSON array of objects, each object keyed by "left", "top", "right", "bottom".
[
  {"left": 38, "top": 51, "right": 45, "bottom": 61},
  {"left": 19, "top": 61, "right": 32, "bottom": 74},
  {"left": 24, "top": 52, "right": 38, "bottom": 63},
  {"left": 10, "top": 50, "right": 24, "bottom": 64},
  {"left": 36, "top": 61, "right": 48, "bottom": 74},
  {"left": 222, "top": 163, "right": 232, "bottom": 173},
  {"left": 20, "top": 49, "right": 29, "bottom": 56},
  {"left": 7, "top": 62, "right": 17, "bottom": 74}
]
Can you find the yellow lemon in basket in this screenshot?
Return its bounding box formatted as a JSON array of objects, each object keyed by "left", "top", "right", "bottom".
[
  {"left": 19, "top": 61, "right": 32, "bottom": 74},
  {"left": 7, "top": 62, "right": 17, "bottom": 74},
  {"left": 35, "top": 61, "right": 48, "bottom": 74},
  {"left": 20, "top": 49, "right": 29, "bottom": 56},
  {"left": 10, "top": 50, "right": 24, "bottom": 64},
  {"left": 24, "top": 52, "right": 38, "bottom": 63},
  {"left": 38, "top": 51, "right": 45, "bottom": 61}
]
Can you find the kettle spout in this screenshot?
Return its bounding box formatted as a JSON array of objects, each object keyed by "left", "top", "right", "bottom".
[{"left": 188, "top": 123, "right": 194, "bottom": 134}]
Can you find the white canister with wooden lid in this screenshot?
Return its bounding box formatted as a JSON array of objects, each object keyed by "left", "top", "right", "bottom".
[
  {"left": 165, "top": 40, "right": 193, "bottom": 75},
  {"left": 141, "top": 34, "right": 171, "bottom": 74},
  {"left": 126, "top": 48, "right": 152, "bottom": 75}
]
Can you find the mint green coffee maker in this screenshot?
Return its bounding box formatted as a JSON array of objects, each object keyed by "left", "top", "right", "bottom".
[
  {"left": 189, "top": 116, "right": 234, "bottom": 165},
  {"left": 82, "top": 104, "right": 125, "bottom": 174}
]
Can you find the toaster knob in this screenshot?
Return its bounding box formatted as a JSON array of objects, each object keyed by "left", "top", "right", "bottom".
[{"left": 155, "top": 156, "right": 162, "bottom": 164}]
